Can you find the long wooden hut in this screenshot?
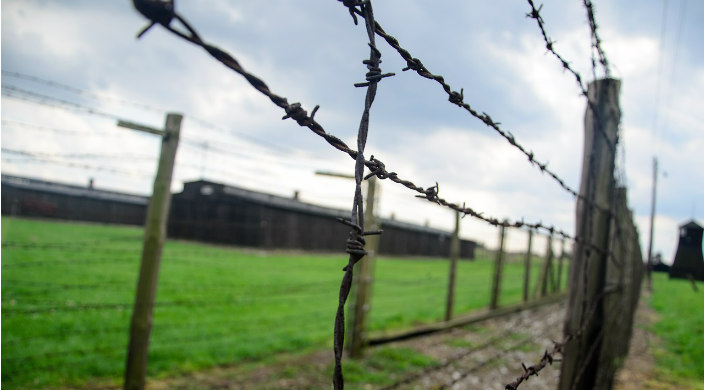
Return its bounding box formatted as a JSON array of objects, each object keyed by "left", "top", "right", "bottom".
[{"left": 168, "top": 179, "right": 476, "bottom": 258}]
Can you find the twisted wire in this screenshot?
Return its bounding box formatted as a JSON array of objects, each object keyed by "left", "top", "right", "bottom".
[
  {"left": 129, "top": 1, "right": 576, "bottom": 240},
  {"left": 340, "top": 5, "right": 613, "bottom": 207},
  {"left": 583, "top": 0, "right": 610, "bottom": 77},
  {"left": 333, "top": 2, "right": 387, "bottom": 389},
  {"left": 523, "top": 1, "right": 616, "bottom": 156}
]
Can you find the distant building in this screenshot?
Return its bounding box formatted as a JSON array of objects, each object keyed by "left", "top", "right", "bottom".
[
  {"left": 1, "top": 174, "right": 147, "bottom": 225},
  {"left": 651, "top": 253, "right": 670, "bottom": 273},
  {"left": 169, "top": 180, "right": 476, "bottom": 258},
  {"left": 669, "top": 220, "right": 704, "bottom": 281},
  {"left": 1, "top": 175, "right": 475, "bottom": 259}
]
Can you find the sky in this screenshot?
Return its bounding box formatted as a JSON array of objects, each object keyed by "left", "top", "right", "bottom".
[{"left": 1, "top": 1, "right": 702, "bottom": 262}]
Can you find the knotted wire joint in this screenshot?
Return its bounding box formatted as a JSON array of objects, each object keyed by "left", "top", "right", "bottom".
[
  {"left": 336, "top": 218, "right": 383, "bottom": 271},
  {"left": 415, "top": 182, "right": 440, "bottom": 204},
  {"left": 525, "top": 3, "right": 544, "bottom": 22},
  {"left": 338, "top": 0, "right": 367, "bottom": 25},
  {"left": 364, "top": 156, "right": 389, "bottom": 180},
  {"left": 448, "top": 88, "right": 464, "bottom": 105},
  {"left": 354, "top": 56, "right": 395, "bottom": 87},
  {"left": 133, "top": 0, "right": 175, "bottom": 38},
  {"left": 402, "top": 57, "right": 424, "bottom": 72},
  {"left": 282, "top": 102, "right": 315, "bottom": 126}
]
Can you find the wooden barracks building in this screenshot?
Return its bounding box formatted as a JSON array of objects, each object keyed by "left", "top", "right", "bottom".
[{"left": 2, "top": 174, "right": 475, "bottom": 259}]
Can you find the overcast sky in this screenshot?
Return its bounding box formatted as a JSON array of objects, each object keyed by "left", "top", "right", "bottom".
[{"left": 2, "top": 1, "right": 702, "bottom": 262}]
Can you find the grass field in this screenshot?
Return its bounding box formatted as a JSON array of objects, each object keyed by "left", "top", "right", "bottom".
[
  {"left": 1, "top": 217, "right": 560, "bottom": 389},
  {"left": 649, "top": 273, "right": 704, "bottom": 389}
]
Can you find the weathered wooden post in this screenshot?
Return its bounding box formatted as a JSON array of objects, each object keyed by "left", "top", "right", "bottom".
[
  {"left": 594, "top": 186, "right": 628, "bottom": 388},
  {"left": 348, "top": 176, "right": 378, "bottom": 358},
  {"left": 489, "top": 223, "right": 507, "bottom": 310},
  {"left": 123, "top": 113, "right": 182, "bottom": 390},
  {"left": 523, "top": 229, "right": 534, "bottom": 302},
  {"left": 559, "top": 78, "right": 620, "bottom": 390},
  {"left": 645, "top": 157, "right": 658, "bottom": 291},
  {"left": 445, "top": 210, "right": 461, "bottom": 321},
  {"left": 541, "top": 233, "right": 554, "bottom": 296},
  {"left": 556, "top": 238, "right": 566, "bottom": 291}
]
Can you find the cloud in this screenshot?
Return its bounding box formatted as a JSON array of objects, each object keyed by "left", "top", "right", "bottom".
[{"left": 2, "top": 0, "right": 702, "bottom": 260}]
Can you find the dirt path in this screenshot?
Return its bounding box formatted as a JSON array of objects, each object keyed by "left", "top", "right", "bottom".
[{"left": 151, "top": 298, "right": 659, "bottom": 390}]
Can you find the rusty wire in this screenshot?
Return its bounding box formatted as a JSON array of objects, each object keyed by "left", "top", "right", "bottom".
[
  {"left": 127, "top": 4, "right": 632, "bottom": 388},
  {"left": 503, "top": 273, "right": 617, "bottom": 390},
  {"left": 333, "top": 1, "right": 388, "bottom": 389},
  {"left": 341, "top": 4, "right": 616, "bottom": 215},
  {"left": 523, "top": 1, "right": 615, "bottom": 155},
  {"left": 583, "top": 0, "right": 610, "bottom": 78},
  {"left": 129, "top": 0, "right": 580, "bottom": 241}
]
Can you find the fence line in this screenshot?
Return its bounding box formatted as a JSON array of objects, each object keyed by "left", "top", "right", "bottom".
[
  {"left": 130, "top": 1, "right": 581, "bottom": 242},
  {"left": 2, "top": 69, "right": 289, "bottom": 152},
  {"left": 524, "top": 0, "right": 616, "bottom": 155},
  {"left": 127, "top": 2, "right": 640, "bottom": 389},
  {"left": 341, "top": 2, "right": 616, "bottom": 206},
  {"left": 1, "top": 1, "right": 642, "bottom": 388}
]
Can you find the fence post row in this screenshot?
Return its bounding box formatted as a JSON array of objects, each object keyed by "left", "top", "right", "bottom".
[
  {"left": 348, "top": 176, "right": 379, "bottom": 358},
  {"left": 539, "top": 233, "right": 554, "bottom": 296},
  {"left": 523, "top": 229, "right": 534, "bottom": 302},
  {"left": 557, "top": 238, "right": 566, "bottom": 291},
  {"left": 123, "top": 113, "right": 182, "bottom": 390},
  {"left": 559, "top": 79, "right": 622, "bottom": 390},
  {"left": 445, "top": 210, "right": 461, "bottom": 321},
  {"left": 490, "top": 223, "right": 507, "bottom": 310}
]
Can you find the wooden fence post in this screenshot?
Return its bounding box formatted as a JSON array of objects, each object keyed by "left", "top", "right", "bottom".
[
  {"left": 489, "top": 223, "right": 507, "bottom": 310},
  {"left": 537, "top": 233, "right": 554, "bottom": 297},
  {"left": 523, "top": 229, "right": 534, "bottom": 302},
  {"left": 559, "top": 78, "right": 621, "bottom": 390},
  {"left": 123, "top": 113, "right": 182, "bottom": 390},
  {"left": 594, "top": 186, "right": 629, "bottom": 388},
  {"left": 645, "top": 157, "right": 658, "bottom": 291},
  {"left": 556, "top": 238, "right": 566, "bottom": 291},
  {"left": 348, "top": 176, "right": 378, "bottom": 358},
  {"left": 445, "top": 210, "right": 461, "bottom": 321}
]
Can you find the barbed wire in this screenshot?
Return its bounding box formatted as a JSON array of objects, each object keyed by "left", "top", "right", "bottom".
[
  {"left": 379, "top": 311, "right": 538, "bottom": 390},
  {"left": 1, "top": 85, "right": 121, "bottom": 120},
  {"left": 333, "top": 2, "right": 390, "bottom": 389},
  {"left": 129, "top": 0, "right": 578, "bottom": 245},
  {"left": 339, "top": 4, "right": 615, "bottom": 206},
  {"left": 3, "top": 70, "right": 292, "bottom": 152},
  {"left": 2, "top": 69, "right": 169, "bottom": 113},
  {"left": 438, "top": 330, "right": 548, "bottom": 390},
  {"left": 2, "top": 147, "right": 155, "bottom": 161},
  {"left": 523, "top": 1, "right": 616, "bottom": 155},
  {"left": 503, "top": 273, "right": 619, "bottom": 390},
  {"left": 582, "top": 0, "right": 610, "bottom": 78},
  {"left": 2, "top": 154, "right": 153, "bottom": 179},
  {"left": 1, "top": 119, "right": 117, "bottom": 136}
]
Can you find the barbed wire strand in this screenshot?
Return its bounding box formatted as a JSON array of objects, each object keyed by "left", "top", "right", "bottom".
[
  {"left": 127, "top": 2, "right": 580, "bottom": 242},
  {"left": 2, "top": 70, "right": 293, "bottom": 153},
  {"left": 333, "top": 2, "right": 390, "bottom": 389},
  {"left": 341, "top": 4, "right": 616, "bottom": 203},
  {"left": 523, "top": 1, "right": 615, "bottom": 155},
  {"left": 582, "top": 0, "right": 610, "bottom": 78}
]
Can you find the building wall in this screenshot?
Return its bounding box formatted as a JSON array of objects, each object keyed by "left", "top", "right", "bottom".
[
  {"left": 2, "top": 176, "right": 475, "bottom": 259},
  {"left": 1, "top": 180, "right": 147, "bottom": 226},
  {"left": 168, "top": 180, "right": 475, "bottom": 258}
]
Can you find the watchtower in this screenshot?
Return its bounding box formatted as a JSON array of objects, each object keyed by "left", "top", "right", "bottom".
[{"left": 669, "top": 220, "right": 704, "bottom": 281}]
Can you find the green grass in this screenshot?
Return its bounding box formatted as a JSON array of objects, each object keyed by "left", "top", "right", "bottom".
[
  {"left": 341, "top": 347, "right": 437, "bottom": 387},
  {"left": 1, "top": 217, "right": 563, "bottom": 389},
  {"left": 650, "top": 273, "right": 704, "bottom": 387}
]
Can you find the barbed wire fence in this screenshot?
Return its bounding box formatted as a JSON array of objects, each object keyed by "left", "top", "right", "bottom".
[
  {"left": 129, "top": 0, "right": 643, "bottom": 388},
  {"left": 1, "top": 1, "right": 645, "bottom": 389}
]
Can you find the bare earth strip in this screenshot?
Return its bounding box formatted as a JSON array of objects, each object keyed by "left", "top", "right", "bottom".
[{"left": 142, "top": 296, "right": 664, "bottom": 390}]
